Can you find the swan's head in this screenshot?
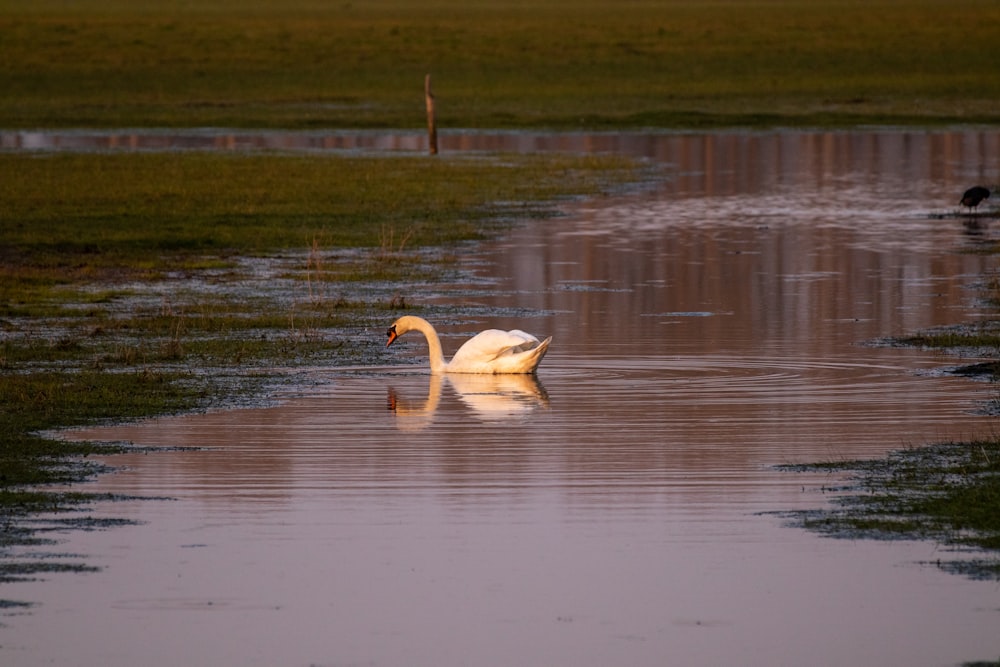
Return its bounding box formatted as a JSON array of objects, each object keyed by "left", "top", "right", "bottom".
[
  {"left": 386, "top": 315, "right": 430, "bottom": 348},
  {"left": 386, "top": 323, "right": 401, "bottom": 347},
  {"left": 386, "top": 316, "right": 413, "bottom": 348}
]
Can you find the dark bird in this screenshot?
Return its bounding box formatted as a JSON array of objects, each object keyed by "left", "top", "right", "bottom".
[{"left": 960, "top": 186, "right": 991, "bottom": 212}]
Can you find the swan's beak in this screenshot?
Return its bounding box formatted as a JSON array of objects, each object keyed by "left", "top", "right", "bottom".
[{"left": 386, "top": 325, "right": 399, "bottom": 348}]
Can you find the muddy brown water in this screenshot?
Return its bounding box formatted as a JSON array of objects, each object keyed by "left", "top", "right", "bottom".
[{"left": 5, "top": 130, "right": 1000, "bottom": 666}]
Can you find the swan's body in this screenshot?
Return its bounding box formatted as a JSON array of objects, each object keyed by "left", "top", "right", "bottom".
[{"left": 386, "top": 315, "right": 551, "bottom": 374}]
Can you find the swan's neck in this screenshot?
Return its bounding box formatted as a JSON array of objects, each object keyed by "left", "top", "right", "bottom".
[{"left": 412, "top": 318, "right": 449, "bottom": 374}]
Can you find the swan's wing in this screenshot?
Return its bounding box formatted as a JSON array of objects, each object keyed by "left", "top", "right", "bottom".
[
  {"left": 505, "top": 330, "right": 540, "bottom": 351},
  {"left": 449, "top": 329, "right": 540, "bottom": 366}
]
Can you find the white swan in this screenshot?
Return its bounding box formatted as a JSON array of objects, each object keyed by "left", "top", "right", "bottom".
[{"left": 386, "top": 315, "right": 551, "bottom": 374}]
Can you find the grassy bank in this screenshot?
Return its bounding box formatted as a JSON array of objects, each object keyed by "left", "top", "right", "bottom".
[
  {"left": 1, "top": 151, "right": 633, "bottom": 284},
  {"left": 785, "top": 438, "right": 1000, "bottom": 580},
  {"left": 1, "top": 0, "right": 998, "bottom": 129},
  {"left": 0, "top": 150, "right": 642, "bottom": 586}
]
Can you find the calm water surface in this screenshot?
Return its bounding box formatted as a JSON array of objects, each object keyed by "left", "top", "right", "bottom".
[{"left": 6, "top": 130, "right": 1000, "bottom": 666}]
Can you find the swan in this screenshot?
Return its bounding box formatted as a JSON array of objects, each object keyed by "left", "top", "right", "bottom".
[{"left": 385, "top": 315, "right": 551, "bottom": 374}]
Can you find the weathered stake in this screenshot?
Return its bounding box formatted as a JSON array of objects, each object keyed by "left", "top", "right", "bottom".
[{"left": 425, "top": 74, "right": 438, "bottom": 156}]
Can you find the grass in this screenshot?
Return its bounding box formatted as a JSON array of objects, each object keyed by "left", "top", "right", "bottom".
[
  {"left": 0, "top": 366, "right": 209, "bottom": 582},
  {"left": 784, "top": 439, "right": 1000, "bottom": 580},
  {"left": 0, "top": 0, "right": 998, "bottom": 129},
  {"left": 0, "top": 371, "right": 199, "bottom": 483},
  {"left": 895, "top": 327, "right": 1000, "bottom": 354},
  {"left": 0, "top": 151, "right": 638, "bottom": 291}
]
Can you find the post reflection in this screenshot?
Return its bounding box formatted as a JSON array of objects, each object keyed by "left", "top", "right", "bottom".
[{"left": 387, "top": 373, "right": 549, "bottom": 430}]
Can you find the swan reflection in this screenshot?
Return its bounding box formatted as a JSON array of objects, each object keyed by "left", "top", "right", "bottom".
[{"left": 387, "top": 373, "right": 549, "bottom": 430}]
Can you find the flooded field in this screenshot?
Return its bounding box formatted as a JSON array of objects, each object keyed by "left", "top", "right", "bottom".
[{"left": 5, "top": 129, "right": 1000, "bottom": 666}]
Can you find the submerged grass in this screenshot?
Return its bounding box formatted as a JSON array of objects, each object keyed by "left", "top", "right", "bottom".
[
  {"left": 0, "top": 0, "right": 998, "bottom": 129},
  {"left": 785, "top": 439, "right": 1000, "bottom": 580},
  {"left": 0, "top": 368, "right": 206, "bottom": 585}
]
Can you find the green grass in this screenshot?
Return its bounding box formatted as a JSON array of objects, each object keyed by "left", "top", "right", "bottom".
[
  {"left": 0, "top": 151, "right": 638, "bottom": 291},
  {"left": 1, "top": 0, "right": 998, "bottom": 129},
  {"left": 786, "top": 439, "right": 1000, "bottom": 579},
  {"left": 898, "top": 330, "right": 1000, "bottom": 350},
  {"left": 0, "top": 370, "right": 202, "bottom": 490}
]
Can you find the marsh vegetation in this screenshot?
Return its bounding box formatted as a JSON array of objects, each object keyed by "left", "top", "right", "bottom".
[
  {"left": 783, "top": 438, "right": 1000, "bottom": 580},
  {"left": 1, "top": 0, "right": 998, "bottom": 129}
]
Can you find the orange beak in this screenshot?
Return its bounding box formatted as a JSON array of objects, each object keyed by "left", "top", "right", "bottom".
[{"left": 386, "top": 325, "right": 399, "bottom": 348}]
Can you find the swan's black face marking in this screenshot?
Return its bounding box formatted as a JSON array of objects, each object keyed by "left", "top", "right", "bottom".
[{"left": 386, "top": 324, "right": 399, "bottom": 348}]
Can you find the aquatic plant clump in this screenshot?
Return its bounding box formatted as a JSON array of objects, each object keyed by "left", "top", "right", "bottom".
[{"left": 784, "top": 439, "right": 1000, "bottom": 580}]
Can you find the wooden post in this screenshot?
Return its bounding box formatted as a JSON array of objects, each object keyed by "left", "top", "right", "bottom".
[{"left": 425, "top": 74, "right": 438, "bottom": 156}]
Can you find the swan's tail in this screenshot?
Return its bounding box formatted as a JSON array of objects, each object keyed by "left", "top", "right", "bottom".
[{"left": 525, "top": 336, "right": 552, "bottom": 373}]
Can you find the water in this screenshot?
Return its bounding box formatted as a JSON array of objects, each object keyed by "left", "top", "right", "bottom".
[{"left": 5, "top": 130, "right": 1000, "bottom": 666}]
